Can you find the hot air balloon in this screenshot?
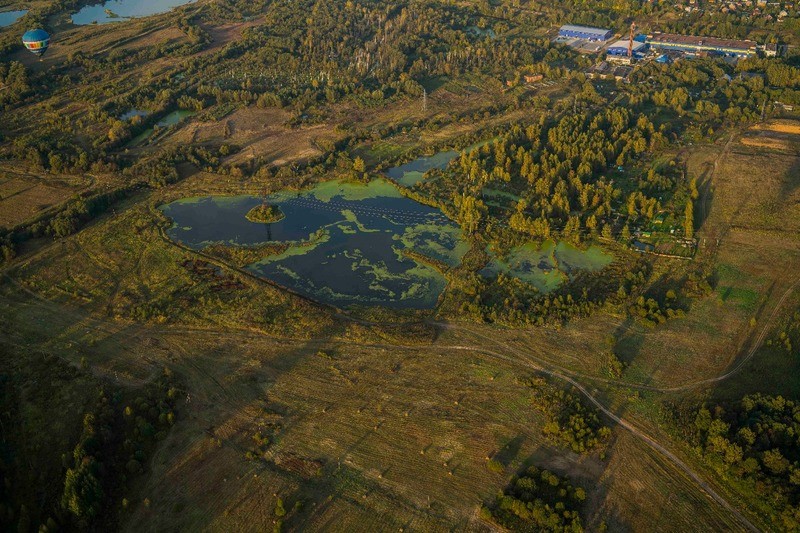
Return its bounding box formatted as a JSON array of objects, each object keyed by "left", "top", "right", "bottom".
[{"left": 22, "top": 29, "right": 50, "bottom": 58}]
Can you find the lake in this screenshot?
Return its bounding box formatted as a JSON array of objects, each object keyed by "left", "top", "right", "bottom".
[
  {"left": 384, "top": 144, "right": 611, "bottom": 294},
  {"left": 72, "top": 0, "right": 196, "bottom": 25},
  {"left": 162, "top": 142, "right": 612, "bottom": 307},
  {"left": 160, "top": 180, "right": 469, "bottom": 309},
  {"left": 0, "top": 9, "right": 27, "bottom": 27}
]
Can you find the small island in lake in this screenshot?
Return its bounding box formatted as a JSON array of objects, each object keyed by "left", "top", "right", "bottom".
[{"left": 246, "top": 204, "right": 284, "bottom": 223}]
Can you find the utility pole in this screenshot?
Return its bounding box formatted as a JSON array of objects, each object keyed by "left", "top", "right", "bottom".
[
  {"left": 423, "top": 87, "right": 427, "bottom": 112},
  {"left": 629, "top": 22, "right": 637, "bottom": 59}
]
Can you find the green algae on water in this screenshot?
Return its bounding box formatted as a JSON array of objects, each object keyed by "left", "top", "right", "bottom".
[
  {"left": 482, "top": 239, "right": 612, "bottom": 293},
  {"left": 160, "top": 179, "right": 468, "bottom": 309}
]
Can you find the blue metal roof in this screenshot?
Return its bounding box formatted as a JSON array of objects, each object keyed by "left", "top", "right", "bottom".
[
  {"left": 559, "top": 24, "right": 611, "bottom": 37},
  {"left": 607, "top": 40, "right": 647, "bottom": 55}
]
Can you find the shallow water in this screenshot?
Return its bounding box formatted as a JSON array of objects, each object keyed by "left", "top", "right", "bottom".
[
  {"left": 156, "top": 109, "right": 193, "bottom": 127},
  {"left": 160, "top": 180, "right": 469, "bottom": 309},
  {"left": 554, "top": 241, "right": 613, "bottom": 273},
  {"left": 72, "top": 0, "right": 195, "bottom": 25},
  {"left": 385, "top": 150, "right": 459, "bottom": 187},
  {"left": 121, "top": 109, "right": 149, "bottom": 120},
  {"left": 128, "top": 110, "right": 194, "bottom": 146},
  {"left": 384, "top": 139, "right": 495, "bottom": 187},
  {"left": 467, "top": 26, "right": 496, "bottom": 39},
  {"left": 0, "top": 10, "right": 27, "bottom": 27},
  {"left": 482, "top": 240, "right": 612, "bottom": 293}
]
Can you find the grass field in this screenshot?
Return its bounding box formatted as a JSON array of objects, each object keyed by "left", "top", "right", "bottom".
[
  {"left": 0, "top": 164, "right": 100, "bottom": 228},
  {"left": 0, "top": 273, "right": 749, "bottom": 532},
  {"left": 752, "top": 119, "right": 800, "bottom": 135}
]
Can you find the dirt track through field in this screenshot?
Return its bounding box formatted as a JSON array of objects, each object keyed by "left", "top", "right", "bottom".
[
  {"left": 1, "top": 271, "right": 774, "bottom": 532},
  {"left": 9, "top": 224, "right": 790, "bottom": 531},
  {"left": 431, "top": 331, "right": 760, "bottom": 530},
  {"left": 551, "top": 371, "right": 759, "bottom": 532},
  {"left": 5, "top": 130, "right": 793, "bottom": 530}
]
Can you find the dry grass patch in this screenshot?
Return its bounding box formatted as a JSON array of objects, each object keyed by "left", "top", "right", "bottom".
[
  {"left": 591, "top": 431, "right": 744, "bottom": 532},
  {"left": 739, "top": 135, "right": 796, "bottom": 151},
  {"left": 201, "top": 18, "right": 265, "bottom": 55},
  {"left": 741, "top": 119, "right": 800, "bottom": 153},
  {"left": 180, "top": 106, "right": 341, "bottom": 167},
  {"left": 0, "top": 165, "right": 106, "bottom": 227},
  {"left": 751, "top": 119, "right": 800, "bottom": 135},
  {"left": 0, "top": 180, "right": 75, "bottom": 226},
  {"left": 709, "top": 148, "right": 800, "bottom": 233}
]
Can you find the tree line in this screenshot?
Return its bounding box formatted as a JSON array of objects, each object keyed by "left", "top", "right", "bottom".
[{"left": 679, "top": 394, "right": 800, "bottom": 530}]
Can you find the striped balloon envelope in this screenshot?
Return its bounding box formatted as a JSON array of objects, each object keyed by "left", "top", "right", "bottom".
[{"left": 22, "top": 29, "right": 50, "bottom": 57}]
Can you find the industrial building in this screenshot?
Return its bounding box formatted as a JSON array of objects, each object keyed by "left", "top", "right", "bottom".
[
  {"left": 606, "top": 39, "right": 648, "bottom": 58},
  {"left": 646, "top": 33, "right": 757, "bottom": 58},
  {"left": 558, "top": 24, "right": 613, "bottom": 42}
]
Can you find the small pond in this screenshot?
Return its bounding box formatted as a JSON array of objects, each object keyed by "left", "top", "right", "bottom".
[
  {"left": 155, "top": 109, "right": 193, "bottom": 127},
  {"left": 467, "top": 26, "right": 496, "bottom": 39},
  {"left": 0, "top": 9, "right": 27, "bottom": 27},
  {"left": 482, "top": 240, "right": 613, "bottom": 293},
  {"left": 128, "top": 110, "right": 194, "bottom": 146},
  {"left": 72, "top": 0, "right": 196, "bottom": 25},
  {"left": 121, "top": 109, "right": 149, "bottom": 121},
  {"left": 160, "top": 180, "right": 470, "bottom": 309},
  {"left": 384, "top": 139, "right": 495, "bottom": 187},
  {"left": 385, "top": 150, "right": 459, "bottom": 187}
]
